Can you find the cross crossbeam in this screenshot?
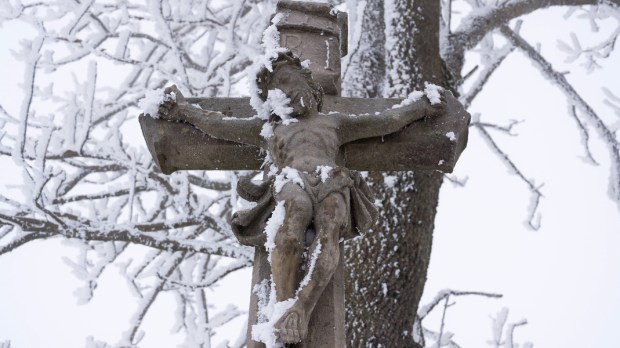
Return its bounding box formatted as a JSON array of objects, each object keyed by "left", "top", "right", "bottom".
[{"left": 139, "top": 95, "right": 469, "bottom": 174}]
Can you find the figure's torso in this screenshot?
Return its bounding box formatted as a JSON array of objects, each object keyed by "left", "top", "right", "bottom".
[{"left": 268, "top": 112, "right": 340, "bottom": 172}]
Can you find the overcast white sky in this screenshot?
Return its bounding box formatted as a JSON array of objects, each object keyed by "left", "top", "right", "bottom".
[{"left": 1, "top": 3, "right": 619, "bottom": 348}]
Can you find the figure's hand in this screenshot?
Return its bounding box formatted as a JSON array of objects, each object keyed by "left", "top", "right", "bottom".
[
  {"left": 424, "top": 84, "right": 448, "bottom": 118},
  {"left": 157, "top": 84, "right": 187, "bottom": 121}
]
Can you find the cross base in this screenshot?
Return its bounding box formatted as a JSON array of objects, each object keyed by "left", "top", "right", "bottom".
[{"left": 247, "top": 245, "right": 345, "bottom": 347}]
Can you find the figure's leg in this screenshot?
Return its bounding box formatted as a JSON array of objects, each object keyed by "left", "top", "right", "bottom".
[
  {"left": 275, "top": 191, "right": 347, "bottom": 343},
  {"left": 272, "top": 182, "right": 313, "bottom": 302}
]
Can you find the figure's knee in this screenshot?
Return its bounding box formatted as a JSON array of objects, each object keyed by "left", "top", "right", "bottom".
[{"left": 314, "top": 232, "right": 340, "bottom": 265}]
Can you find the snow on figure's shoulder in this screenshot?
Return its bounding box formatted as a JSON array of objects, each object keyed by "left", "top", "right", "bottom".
[
  {"left": 138, "top": 87, "right": 176, "bottom": 119},
  {"left": 267, "top": 89, "right": 293, "bottom": 119}
]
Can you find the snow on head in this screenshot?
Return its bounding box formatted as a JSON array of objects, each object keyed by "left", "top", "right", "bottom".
[
  {"left": 266, "top": 88, "right": 293, "bottom": 119},
  {"left": 424, "top": 83, "right": 443, "bottom": 105},
  {"left": 249, "top": 13, "right": 288, "bottom": 120},
  {"left": 138, "top": 87, "right": 176, "bottom": 118},
  {"left": 445, "top": 131, "right": 456, "bottom": 141}
]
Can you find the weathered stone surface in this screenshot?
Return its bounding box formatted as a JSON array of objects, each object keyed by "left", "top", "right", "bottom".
[
  {"left": 275, "top": 1, "right": 348, "bottom": 95},
  {"left": 139, "top": 95, "right": 469, "bottom": 174},
  {"left": 246, "top": 245, "right": 345, "bottom": 348}
]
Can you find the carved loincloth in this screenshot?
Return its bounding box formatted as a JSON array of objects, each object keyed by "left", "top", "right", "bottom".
[{"left": 230, "top": 167, "right": 378, "bottom": 247}]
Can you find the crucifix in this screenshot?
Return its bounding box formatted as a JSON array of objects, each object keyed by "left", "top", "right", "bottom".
[{"left": 139, "top": 1, "right": 469, "bottom": 347}]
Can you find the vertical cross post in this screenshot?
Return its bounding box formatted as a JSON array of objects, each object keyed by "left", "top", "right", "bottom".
[{"left": 247, "top": 2, "right": 348, "bottom": 347}]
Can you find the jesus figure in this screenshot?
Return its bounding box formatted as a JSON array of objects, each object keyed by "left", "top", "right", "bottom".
[{"left": 154, "top": 50, "right": 452, "bottom": 344}]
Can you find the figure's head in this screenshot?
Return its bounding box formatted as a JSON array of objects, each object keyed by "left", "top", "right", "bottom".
[{"left": 256, "top": 50, "right": 324, "bottom": 118}]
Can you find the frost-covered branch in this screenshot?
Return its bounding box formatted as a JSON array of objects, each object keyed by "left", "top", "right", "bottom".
[
  {"left": 488, "top": 308, "right": 532, "bottom": 348},
  {"left": 120, "top": 252, "right": 187, "bottom": 347},
  {"left": 500, "top": 24, "right": 620, "bottom": 208},
  {"left": 444, "top": 0, "right": 619, "bottom": 82},
  {"left": 460, "top": 26, "right": 516, "bottom": 109},
  {"left": 416, "top": 289, "right": 504, "bottom": 348},
  {"left": 419, "top": 289, "right": 503, "bottom": 319},
  {"left": 0, "top": 0, "right": 271, "bottom": 345},
  {"left": 569, "top": 105, "right": 600, "bottom": 165},
  {"left": 557, "top": 11, "right": 620, "bottom": 72},
  {"left": 473, "top": 114, "right": 544, "bottom": 230},
  {"left": 0, "top": 212, "right": 252, "bottom": 259}
]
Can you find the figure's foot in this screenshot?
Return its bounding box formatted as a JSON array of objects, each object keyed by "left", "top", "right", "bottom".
[{"left": 275, "top": 305, "right": 308, "bottom": 344}]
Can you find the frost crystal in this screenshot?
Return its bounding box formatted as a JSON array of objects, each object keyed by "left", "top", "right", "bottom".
[
  {"left": 392, "top": 91, "right": 424, "bottom": 109},
  {"left": 252, "top": 200, "right": 299, "bottom": 348},
  {"left": 282, "top": 119, "right": 298, "bottom": 126},
  {"left": 274, "top": 167, "right": 305, "bottom": 194},
  {"left": 248, "top": 13, "right": 288, "bottom": 120},
  {"left": 325, "top": 39, "right": 331, "bottom": 69},
  {"left": 264, "top": 201, "right": 286, "bottom": 262},
  {"left": 261, "top": 123, "right": 275, "bottom": 139},
  {"left": 315, "top": 165, "right": 332, "bottom": 183},
  {"left": 424, "top": 83, "right": 443, "bottom": 105},
  {"left": 266, "top": 88, "right": 293, "bottom": 119},
  {"left": 138, "top": 88, "right": 176, "bottom": 118},
  {"left": 296, "top": 241, "right": 322, "bottom": 296}
]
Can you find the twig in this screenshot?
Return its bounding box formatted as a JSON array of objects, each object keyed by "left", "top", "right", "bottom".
[
  {"left": 418, "top": 289, "right": 503, "bottom": 319},
  {"left": 568, "top": 105, "right": 600, "bottom": 165},
  {"left": 474, "top": 117, "right": 544, "bottom": 230}
]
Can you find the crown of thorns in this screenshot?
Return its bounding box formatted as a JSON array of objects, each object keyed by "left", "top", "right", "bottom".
[{"left": 256, "top": 50, "right": 324, "bottom": 112}]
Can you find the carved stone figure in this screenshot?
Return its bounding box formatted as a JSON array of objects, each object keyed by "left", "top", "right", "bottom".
[{"left": 155, "top": 50, "right": 452, "bottom": 344}]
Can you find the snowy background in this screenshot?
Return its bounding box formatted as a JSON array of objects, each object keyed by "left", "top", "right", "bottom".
[{"left": 1, "top": 2, "right": 619, "bottom": 348}]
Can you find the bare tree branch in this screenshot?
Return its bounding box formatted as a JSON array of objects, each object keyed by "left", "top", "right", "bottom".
[
  {"left": 444, "top": 0, "right": 619, "bottom": 82},
  {"left": 461, "top": 42, "right": 515, "bottom": 109},
  {"left": 500, "top": 24, "right": 620, "bottom": 206},
  {"left": 418, "top": 289, "right": 503, "bottom": 319},
  {"left": 473, "top": 116, "right": 545, "bottom": 230}
]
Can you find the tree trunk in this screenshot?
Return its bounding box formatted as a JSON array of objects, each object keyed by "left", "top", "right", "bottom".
[{"left": 344, "top": 1, "right": 446, "bottom": 346}]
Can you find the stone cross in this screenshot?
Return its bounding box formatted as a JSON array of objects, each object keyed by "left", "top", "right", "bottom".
[{"left": 139, "top": 2, "right": 469, "bottom": 347}]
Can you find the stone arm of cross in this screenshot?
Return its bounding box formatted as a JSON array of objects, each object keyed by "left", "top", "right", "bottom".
[
  {"left": 157, "top": 85, "right": 266, "bottom": 148},
  {"left": 334, "top": 90, "right": 453, "bottom": 144}
]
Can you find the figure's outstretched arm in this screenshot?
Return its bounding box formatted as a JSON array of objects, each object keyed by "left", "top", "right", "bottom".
[
  {"left": 156, "top": 85, "right": 266, "bottom": 148},
  {"left": 336, "top": 90, "right": 450, "bottom": 144}
]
